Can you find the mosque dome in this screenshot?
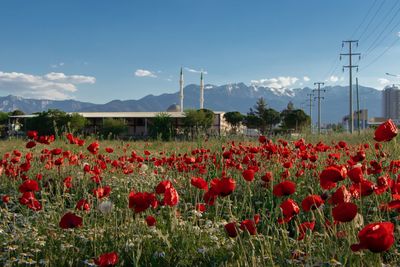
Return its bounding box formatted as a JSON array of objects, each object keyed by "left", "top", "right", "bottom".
[{"left": 166, "top": 104, "right": 181, "bottom": 112}]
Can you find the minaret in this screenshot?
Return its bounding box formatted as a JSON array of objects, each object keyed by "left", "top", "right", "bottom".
[
  {"left": 200, "top": 71, "right": 204, "bottom": 109},
  {"left": 179, "top": 67, "right": 184, "bottom": 112}
]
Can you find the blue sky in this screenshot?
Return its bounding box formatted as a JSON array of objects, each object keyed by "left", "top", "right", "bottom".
[{"left": 0, "top": 0, "right": 399, "bottom": 103}]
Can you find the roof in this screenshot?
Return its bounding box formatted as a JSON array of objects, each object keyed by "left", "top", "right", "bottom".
[
  {"left": 77, "top": 112, "right": 187, "bottom": 118},
  {"left": 9, "top": 111, "right": 225, "bottom": 119}
]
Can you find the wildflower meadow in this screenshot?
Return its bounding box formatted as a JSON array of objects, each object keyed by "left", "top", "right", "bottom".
[{"left": 1, "top": 120, "right": 400, "bottom": 266}]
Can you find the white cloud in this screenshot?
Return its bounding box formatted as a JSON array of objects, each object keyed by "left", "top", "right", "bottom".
[
  {"left": 51, "top": 62, "right": 65, "bottom": 68},
  {"left": 328, "top": 75, "right": 339, "bottom": 82},
  {"left": 0, "top": 71, "right": 96, "bottom": 100},
  {"left": 184, "top": 67, "right": 208, "bottom": 75},
  {"left": 250, "top": 76, "right": 299, "bottom": 89},
  {"left": 303, "top": 76, "right": 310, "bottom": 82},
  {"left": 134, "top": 69, "right": 157, "bottom": 78},
  {"left": 378, "top": 78, "right": 391, "bottom": 85},
  {"left": 44, "top": 72, "right": 96, "bottom": 84}
]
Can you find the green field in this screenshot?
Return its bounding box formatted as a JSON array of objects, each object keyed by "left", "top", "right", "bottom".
[{"left": 1, "top": 130, "right": 400, "bottom": 266}]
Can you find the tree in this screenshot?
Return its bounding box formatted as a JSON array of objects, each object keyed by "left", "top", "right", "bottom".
[
  {"left": 281, "top": 108, "right": 310, "bottom": 131},
  {"left": 245, "top": 98, "right": 280, "bottom": 134},
  {"left": 68, "top": 113, "right": 87, "bottom": 132},
  {"left": 0, "top": 112, "right": 8, "bottom": 125},
  {"left": 26, "top": 109, "right": 70, "bottom": 136},
  {"left": 10, "top": 110, "right": 25, "bottom": 116},
  {"left": 184, "top": 109, "right": 214, "bottom": 138},
  {"left": 263, "top": 108, "right": 281, "bottom": 131},
  {"left": 253, "top": 97, "right": 268, "bottom": 117},
  {"left": 101, "top": 118, "right": 128, "bottom": 138},
  {"left": 223, "top": 111, "right": 244, "bottom": 133},
  {"left": 149, "top": 112, "right": 173, "bottom": 141},
  {"left": 326, "top": 123, "right": 345, "bottom": 133},
  {"left": 243, "top": 114, "right": 262, "bottom": 129}
]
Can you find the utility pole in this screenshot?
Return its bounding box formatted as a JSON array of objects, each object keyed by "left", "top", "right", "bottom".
[
  {"left": 356, "top": 77, "right": 360, "bottom": 134},
  {"left": 341, "top": 40, "right": 360, "bottom": 134},
  {"left": 200, "top": 72, "right": 204, "bottom": 109},
  {"left": 313, "top": 82, "right": 325, "bottom": 135},
  {"left": 179, "top": 67, "right": 184, "bottom": 112},
  {"left": 307, "top": 93, "right": 314, "bottom": 133}
]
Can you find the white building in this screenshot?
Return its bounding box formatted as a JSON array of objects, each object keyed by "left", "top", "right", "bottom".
[{"left": 383, "top": 85, "right": 400, "bottom": 120}]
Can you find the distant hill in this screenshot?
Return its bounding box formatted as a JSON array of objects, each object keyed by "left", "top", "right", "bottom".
[
  {"left": 0, "top": 95, "right": 96, "bottom": 114},
  {"left": 0, "top": 83, "right": 382, "bottom": 124}
]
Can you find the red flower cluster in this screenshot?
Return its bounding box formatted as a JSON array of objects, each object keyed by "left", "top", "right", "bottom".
[
  {"left": 351, "top": 222, "right": 394, "bottom": 253},
  {"left": 94, "top": 252, "right": 119, "bottom": 267}
]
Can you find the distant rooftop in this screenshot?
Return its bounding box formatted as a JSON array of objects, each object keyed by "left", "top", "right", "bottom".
[{"left": 9, "top": 111, "right": 225, "bottom": 119}]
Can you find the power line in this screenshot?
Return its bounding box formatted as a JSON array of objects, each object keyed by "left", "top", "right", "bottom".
[
  {"left": 357, "top": 0, "right": 387, "bottom": 41},
  {"left": 350, "top": 0, "right": 378, "bottom": 39},
  {"left": 360, "top": 36, "right": 400, "bottom": 72},
  {"left": 324, "top": 46, "right": 344, "bottom": 81},
  {"left": 360, "top": 0, "right": 398, "bottom": 45},
  {"left": 362, "top": 2, "right": 400, "bottom": 58}
]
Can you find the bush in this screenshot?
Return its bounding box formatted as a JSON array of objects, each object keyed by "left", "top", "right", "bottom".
[
  {"left": 101, "top": 118, "right": 128, "bottom": 138},
  {"left": 149, "top": 113, "right": 174, "bottom": 141}
]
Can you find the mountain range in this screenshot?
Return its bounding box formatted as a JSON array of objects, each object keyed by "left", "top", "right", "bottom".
[{"left": 0, "top": 83, "right": 383, "bottom": 124}]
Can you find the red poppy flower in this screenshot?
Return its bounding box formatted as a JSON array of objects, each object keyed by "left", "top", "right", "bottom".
[
  {"left": 128, "top": 191, "right": 157, "bottom": 213},
  {"left": 19, "top": 179, "right": 39, "bottom": 193},
  {"left": 242, "top": 169, "right": 255, "bottom": 182},
  {"left": 13, "top": 149, "right": 22, "bottom": 157},
  {"left": 191, "top": 177, "right": 208, "bottom": 190},
  {"left": 338, "top": 141, "right": 347, "bottom": 148},
  {"left": 94, "top": 252, "right": 119, "bottom": 267},
  {"left": 210, "top": 177, "right": 236, "bottom": 197},
  {"left": 51, "top": 148, "right": 62, "bottom": 155},
  {"left": 332, "top": 202, "right": 358, "bottom": 222},
  {"left": 347, "top": 166, "right": 364, "bottom": 183},
  {"left": 349, "top": 179, "right": 376, "bottom": 198},
  {"left": 374, "top": 119, "right": 398, "bottom": 142},
  {"left": 240, "top": 219, "right": 257, "bottom": 235},
  {"left": 93, "top": 186, "right": 111, "bottom": 199},
  {"left": 19, "top": 161, "right": 31, "bottom": 172},
  {"left": 2, "top": 195, "right": 10, "bottom": 203},
  {"left": 155, "top": 180, "right": 172, "bottom": 194},
  {"left": 224, "top": 222, "right": 239, "bottom": 238},
  {"left": 76, "top": 199, "right": 90, "bottom": 211},
  {"left": 78, "top": 139, "right": 85, "bottom": 146},
  {"left": 145, "top": 215, "right": 156, "bottom": 227},
  {"left": 301, "top": 195, "right": 324, "bottom": 212},
  {"left": 329, "top": 185, "right": 351, "bottom": 205},
  {"left": 258, "top": 135, "right": 267, "bottom": 143},
  {"left": 26, "top": 141, "right": 36, "bottom": 149},
  {"left": 27, "top": 130, "right": 38, "bottom": 140},
  {"left": 164, "top": 186, "right": 179, "bottom": 206},
  {"left": 351, "top": 222, "right": 394, "bottom": 253},
  {"left": 19, "top": 192, "right": 42, "bottom": 211},
  {"left": 59, "top": 212, "right": 83, "bottom": 229},
  {"left": 273, "top": 180, "right": 296, "bottom": 197},
  {"left": 261, "top": 171, "right": 273, "bottom": 182},
  {"left": 278, "top": 199, "right": 300, "bottom": 224},
  {"left": 203, "top": 190, "right": 218, "bottom": 206},
  {"left": 87, "top": 141, "right": 100, "bottom": 154},
  {"left": 381, "top": 200, "right": 400, "bottom": 212},
  {"left": 319, "top": 165, "right": 347, "bottom": 190},
  {"left": 196, "top": 203, "right": 207, "bottom": 212},
  {"left": 105, "top": 147, "right": 114, "bottom": 153},
  {"left": 298, "top": 221, "right": 315, "bottom": 240},
  {"left": 63, "top": 176, "right": 73, "bottom": 188}
]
